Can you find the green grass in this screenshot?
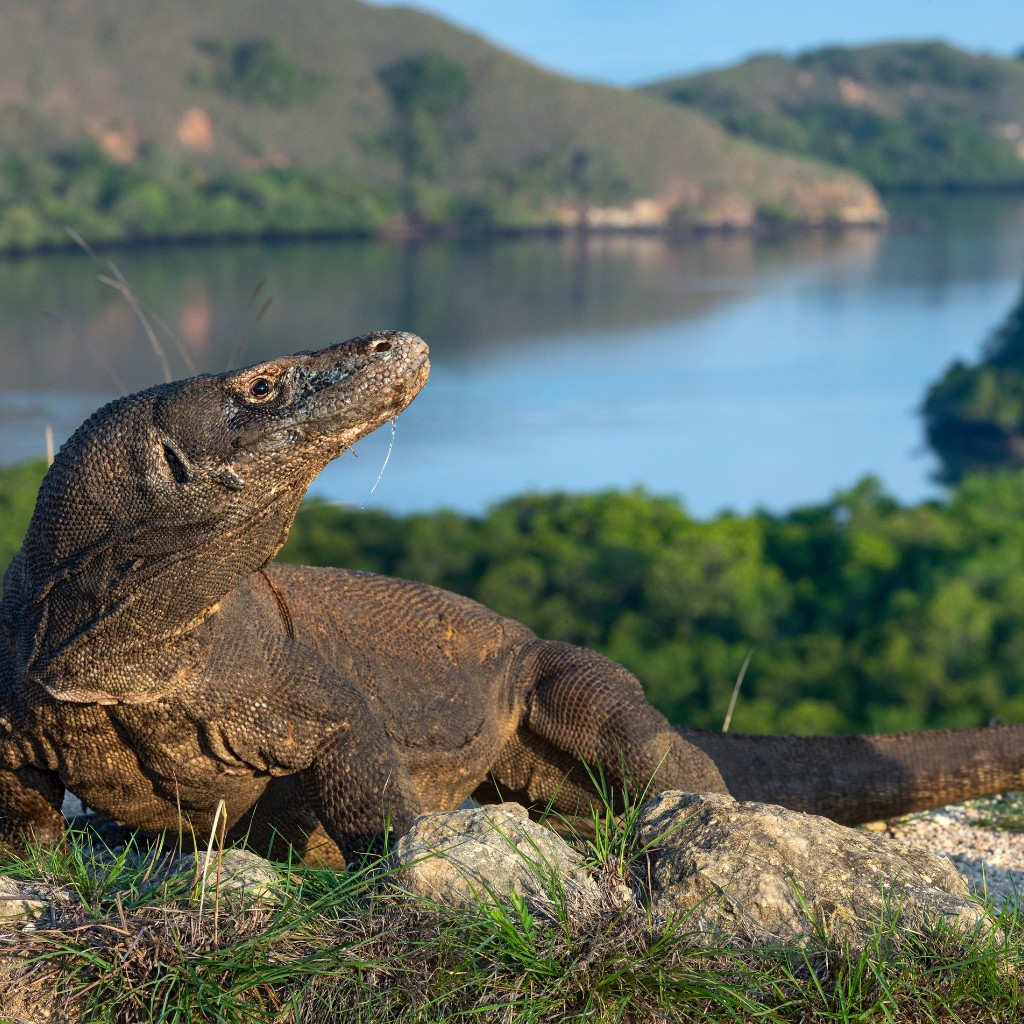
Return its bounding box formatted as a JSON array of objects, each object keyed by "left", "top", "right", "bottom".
[
  {"left": 0, "top": 803, "right": 1019, "bottom": 1023},
  {"left": 978, "top": 813, "right": 1024, "bottom": 834},
  {"left": 963, "top": 790, "right": 1024, "bottom": 834}
]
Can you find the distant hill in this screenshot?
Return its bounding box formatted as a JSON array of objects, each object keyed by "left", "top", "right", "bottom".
[
  {"left": 0, "top": 0, "right": 881, "bottom": 251},
  {"left": 645, "top": 42, "right": 1024, "bottom": 189}
]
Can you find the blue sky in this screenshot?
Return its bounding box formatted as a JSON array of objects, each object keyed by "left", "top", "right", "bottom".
[{"left": 366, "top": 1, "right": 1021, "bottom": 85}]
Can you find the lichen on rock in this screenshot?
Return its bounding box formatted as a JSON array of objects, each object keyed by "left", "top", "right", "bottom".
[{"left": 635, "top": 791, "right": 990, "bottom": 949}]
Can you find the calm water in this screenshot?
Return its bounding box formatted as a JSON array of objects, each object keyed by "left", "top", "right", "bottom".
[{"left": 3, "top": 194, "right": 1024, "bottom": 518}]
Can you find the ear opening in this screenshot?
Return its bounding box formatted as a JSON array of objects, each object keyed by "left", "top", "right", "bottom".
[{"left": 161, "top": 440, "right": 191, "bottom": 485}]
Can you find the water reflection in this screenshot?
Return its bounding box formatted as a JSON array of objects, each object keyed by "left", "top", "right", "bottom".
[
  {"left": 2, "top": 194, "right": 1024, "bottom": 516},
  {"left": 0, "top": 229, "right": 884, "bottom": 391}
]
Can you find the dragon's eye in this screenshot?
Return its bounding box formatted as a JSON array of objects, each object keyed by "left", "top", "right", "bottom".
[{"left": 247, "top": 378, "right": 274, "bottom": 401}]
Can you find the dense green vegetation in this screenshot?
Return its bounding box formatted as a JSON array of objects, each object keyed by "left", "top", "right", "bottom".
[
  {"left": 0, "top": 0, "right": 879, "bottom": 252},
  {"left": 0, "top": 144, "right": 397, "bottom": 251},
  {"left": 0, "top": 460, "right": 46, "bottom": 576},
  {"left": 924, "top": 282, "right": 1024, "bottom": 481},
  {"left": 6, "top": 459, "right": 1024, "bottom": 736},
  {"left": 646, "top": 42, "right": 1024, "bottom": 189},
  {"left": 0, "top": 133, "right": 629, "bottom": 251},
  {"left": 279, "top": 479, "right": 1024, "bottom": 736}
]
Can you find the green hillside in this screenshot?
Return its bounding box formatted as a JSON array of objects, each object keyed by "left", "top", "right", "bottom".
[
  {"left": 0, "top": 0, "right": 881, "bottom": 250},
  {"left": 645, "top": 42, "right": 1024, "bottom": 189}
]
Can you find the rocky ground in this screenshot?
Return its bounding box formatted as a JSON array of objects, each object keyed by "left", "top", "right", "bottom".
[{"left": 62, "top": 791, "right": 1024, "bottom": 911}]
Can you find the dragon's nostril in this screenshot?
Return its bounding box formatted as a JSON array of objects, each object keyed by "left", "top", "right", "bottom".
[{"left": 372, "top": 340, "right": 392, "bottom": 352}]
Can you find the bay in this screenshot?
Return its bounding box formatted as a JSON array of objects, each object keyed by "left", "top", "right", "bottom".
[{"left": 2, "top": 193, "right": 1024, "bottom": 519}]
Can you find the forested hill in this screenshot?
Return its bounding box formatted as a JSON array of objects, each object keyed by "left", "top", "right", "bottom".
[
  {"left": 645, "top": 42, "right": 1024, "bottom": 189},
  {"left": 924, "top": 282, "right": 1024, "bottom": 481},
  {"left": 0, "top": 0, "right": 881, "bottom": 251}
]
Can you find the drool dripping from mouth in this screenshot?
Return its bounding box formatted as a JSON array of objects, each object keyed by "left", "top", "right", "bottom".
[{"left": 362, "top": 417, "right": 398, "bottom": 509}]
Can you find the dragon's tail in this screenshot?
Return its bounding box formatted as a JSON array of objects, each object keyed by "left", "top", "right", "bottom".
[{"left": 675, "top": 723, "right": 1024, "bottom": 824}]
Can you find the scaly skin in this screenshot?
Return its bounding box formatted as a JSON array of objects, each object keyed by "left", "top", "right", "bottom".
[{"left": 0, "top": 329, "right": 1022, "bottom": 867}]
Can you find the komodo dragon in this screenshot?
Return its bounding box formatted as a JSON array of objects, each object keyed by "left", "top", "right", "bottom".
[{"left": 1, "top": 330, "right": 1023, "bottom": 867}]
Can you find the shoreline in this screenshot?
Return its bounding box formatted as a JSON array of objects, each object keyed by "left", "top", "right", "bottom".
[
  {"left": 0, "top": 213, "right": 890, "bottom": 262},
  {"left": 9, "top": 180, "right": 1024, "bottom": 263}
]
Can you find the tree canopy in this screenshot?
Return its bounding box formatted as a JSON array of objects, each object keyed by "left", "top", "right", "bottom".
[
  {"left": 924, "top": 282, "right": 1024, "bottom": 481},
  {"left": 5, "top": 459, "right": 1024, "bottom": 737},
  {"left": 279, "top": 476, "right": 1024, "bottom": 735}
]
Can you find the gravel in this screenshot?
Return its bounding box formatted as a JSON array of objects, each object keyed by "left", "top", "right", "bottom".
[{"left": 874, "top": 795, "right": 1024, "bottom": 912}]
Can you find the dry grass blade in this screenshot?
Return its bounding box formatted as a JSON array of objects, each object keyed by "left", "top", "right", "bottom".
[
  {"left": 65, "top": 226, "right": 198, "bottom": 381},
  {"left": 97, "top": 268, "right": 176, "bottom": 383},
  {"left": 197, "top": 798, "right": 227, "bottom": 919},
  {"left": 225, "top": 276, "right": 274, "bottom": 370},
  {"left": 721, "top": 647, "right": 753, "bottom": 733},
  {"left": 39, "top": 306, "right": 129, "bottom": 394}
]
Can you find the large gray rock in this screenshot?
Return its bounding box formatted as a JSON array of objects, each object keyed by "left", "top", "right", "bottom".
[
  {"left": 146, "top": 849, "right": 282, "bottom": 904},
  {"left": 636, "top": 791, "right": 989, "bottom": 949},
  {"left": 389, "top": 803, "right": 604, "bottom": 912}
]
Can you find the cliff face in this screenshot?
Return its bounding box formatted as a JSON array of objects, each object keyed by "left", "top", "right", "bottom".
[
  {"left": 561, "top": 177, "right": 884, "bottom": 231},
  {"left": 0, "top": 0, "right": 883, "bottom": 245}
]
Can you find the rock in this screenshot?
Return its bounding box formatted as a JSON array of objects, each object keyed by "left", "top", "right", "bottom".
[
  {"left": 635, "top": 791, "right": 990, "bottom": 950},
  {"left": 0, "top": 876, "right": 47, "bottom": 925},
  {"left": 389, "top": 803, "right": 600, "bottom": 912},
  {"left": 148, "top": 849, "right": 281, "bottom": 904}
]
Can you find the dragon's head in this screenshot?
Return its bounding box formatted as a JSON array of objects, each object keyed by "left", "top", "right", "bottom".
[{"left": 8, "top": 331, "right": 429, "bottom": 701}]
